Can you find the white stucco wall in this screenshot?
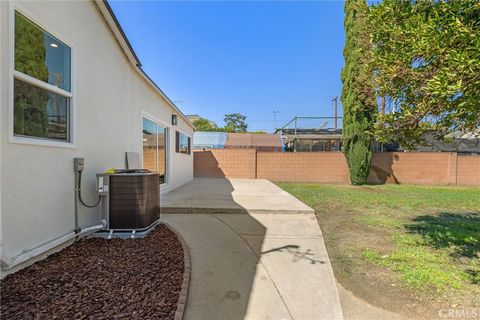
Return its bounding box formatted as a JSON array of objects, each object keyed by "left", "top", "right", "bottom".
[{"left": 0, "top": 1, "right": 194, "bottom": 260}]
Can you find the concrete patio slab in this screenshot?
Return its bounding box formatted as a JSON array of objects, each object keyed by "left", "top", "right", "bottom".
[
  {"left": 161, "top": 178, "right": 314, "bottom": 214},
  {"left": 162, "top": 213, "right": 343, "bottom": 320},
  {"left": 216, "top": 213, "right": 322, "bottom": 237},
  {"left": 163, "top": 214, "right": 292, "bottom": 320}
]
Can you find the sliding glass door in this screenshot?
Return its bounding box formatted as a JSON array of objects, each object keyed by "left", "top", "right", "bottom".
[{"left": 142, "top": 118, "right": 167, "bottom": 184}]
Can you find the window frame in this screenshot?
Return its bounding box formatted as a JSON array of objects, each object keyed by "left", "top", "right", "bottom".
[
  {"left": 8, "top": 4, "right": 77, "bottom": 148},
  {"left": 141, "top": 111, "right": 170, "bottom": 187},
  {"left": 175, "top": 130, "right": 192, "bottom": 155}
]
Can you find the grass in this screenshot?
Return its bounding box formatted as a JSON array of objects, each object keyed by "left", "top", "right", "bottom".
[
  {"left": 278, "top": 183, "right": 480, "bottom": 297},
  {"left": 278, "top": 184, "right": 479, "bottom": 215}
]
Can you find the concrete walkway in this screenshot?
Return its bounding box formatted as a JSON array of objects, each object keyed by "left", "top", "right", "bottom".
[
  {"left": 161, "top": 178, "right": 343, "bottom": 320},
  {"left": 162, "top": 178, "right": 314, "bottom": 214}
]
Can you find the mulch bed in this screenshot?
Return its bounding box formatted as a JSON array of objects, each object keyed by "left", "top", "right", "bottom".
[{"left": 1, "top": 224, "right": 184, "bottom": 320}]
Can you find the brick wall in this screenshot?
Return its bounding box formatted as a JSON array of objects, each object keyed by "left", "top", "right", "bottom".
[
  {"left": 193, "top": 150, "right": 480, "bottom": 185},
  {"left": 194, "top": 149, "right": 256, "bottom": 178},
  {"left": 457, "top": 155, "right": 480, "bottom": 186},
  {"left": 257, "top": 152, "right": 350, "bottom": 183},
  {"left": 367, "top": 152, "right": 458, "bottom": 185}
]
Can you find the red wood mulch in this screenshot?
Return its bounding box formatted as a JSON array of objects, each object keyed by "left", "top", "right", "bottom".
[{"left": 1, "top": 224, "right": 184, "bottom": 320}]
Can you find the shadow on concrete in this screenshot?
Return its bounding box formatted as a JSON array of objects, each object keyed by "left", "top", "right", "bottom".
[
  {"left": 161, "top": 179, "right": 270, "bottom": 320},
  {"left": 262, "top": 245, "right": 326, "bottom": 265},
  {"left": 161, "top": 178, "right": 249, "bottom": 213},
  {"left": 161, "top": 178, "right": 342, "bottom": 319},
  {"left": 368, "top": 152, "right": 399, "bottom": 184}
]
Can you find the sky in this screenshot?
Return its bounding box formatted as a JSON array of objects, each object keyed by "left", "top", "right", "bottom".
[{"left": 110, "top": 1, "right": 345, "bottom": 132}]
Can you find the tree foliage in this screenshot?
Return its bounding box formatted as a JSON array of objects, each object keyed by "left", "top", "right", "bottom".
[
  {"left": 192, "top": 118, "right": 221, "bottom": 132},
  {"left": 369, "top": 0, "right": 480, "bottom": 146},
  {"left": 193, "top": 114, "right": 250, "bottom": 133},
  {"left": 224, "top": 113, "right": 248, "bottom": 133},
  {"left": 341, "top": 0, "right": 377, "bottom": 185},
  {"left": 14, "top": 12, "right": 50, "bottom": 138}
]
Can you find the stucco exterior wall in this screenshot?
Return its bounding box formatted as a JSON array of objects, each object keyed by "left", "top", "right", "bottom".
[{"left": 0, "top": 1, "right": 193, "bottom": 259}]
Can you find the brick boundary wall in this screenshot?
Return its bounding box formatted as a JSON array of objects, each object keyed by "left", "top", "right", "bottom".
[
  {"left": 193, "top": 149, "right": 256, "bottom": 178},
  {"left": 457, "top": 155, "right": 480, "bottom": 186},
  {"left": 368, "top": 152, "right": 457, "bottom": 185},
  {"left": 193, "top": 149, "right": 480, "bottom": 185},
  {"left": 256, "top": 152, "right": 350, "bottom": 183}
]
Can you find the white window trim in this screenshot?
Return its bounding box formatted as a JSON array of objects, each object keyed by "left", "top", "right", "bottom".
[
  {"left": 14, "top": 71, "right": 73, "bottom": 98},
  {"left": 8, "top": 2, "right": 77, "bottom": 148},
  {"left": 175, "top": 128, "right": 192, "bottom": 156},
  {"left": 141, "top": 111, "right": 170, "bottom": 187}
]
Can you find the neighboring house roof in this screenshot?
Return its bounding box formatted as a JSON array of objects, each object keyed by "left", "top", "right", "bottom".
[
  {"left": 278, "top": 129, "right": 343, "bottom": 143},
  {"left": 225, "top": 133, "right": 283, "bottom": 149},
  {"left": 94, "top": 1, "right": 195, "bottom": 130},
  {"left": 279, "top": 127, "right": 480, "bottom": 153},
  {"left": 193, "top": 132, "right": 227, "bottom": 149},
  {"left": 410, "top": 130, "right": 480, "bottom": 153}
]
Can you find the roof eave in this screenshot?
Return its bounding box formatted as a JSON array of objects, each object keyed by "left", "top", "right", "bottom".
[{"left": 94, "top": 0, "right": 195, "bottom": 130}]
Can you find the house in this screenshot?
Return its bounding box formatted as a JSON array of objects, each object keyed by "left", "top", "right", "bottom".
[
  {"left": 193, "top": 131, "right": 284, "bottom": 151},
  {"left": 275, "top": 116, "right": 348, "bottom": 152},
  {"left": 193, "top": 131, "right": 228, "bottom": 149},
  {"left": 400, "top": 130, "right": 480, "bottom": 154},
  {"left": 225, "top": 133, "right": 284, "bottom": 152},
  {"left": 0, "top": 0, "right": 195, "bottom": 274},
  {"left": 279, "top": 127, "right": 480, "bottom": 154},
  {"left": 278, "top": 128, "right": 344, "bottom": 152}
]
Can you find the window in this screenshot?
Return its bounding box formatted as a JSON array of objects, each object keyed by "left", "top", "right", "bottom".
[
  {"left": 13, "top": 11, "right": 72, "bottom": 142},
  {"left": 143, "top": 118, "right": 167, "bottom": 184},
  {"left": 175, "top": 131, "right": 191, "bottom": 155}
]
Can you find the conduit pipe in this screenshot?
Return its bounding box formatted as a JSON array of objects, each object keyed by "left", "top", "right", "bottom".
[
  {"left": 2, "top": 158, "right": 106, "bottom": 271},
  {"left": 1, "top": 220, "right": 106, "bottom": 271}
]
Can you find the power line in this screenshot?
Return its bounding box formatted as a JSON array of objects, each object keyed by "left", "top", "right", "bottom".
[{"left": 273, "top": 110, "right": 281, "bottom": 131}]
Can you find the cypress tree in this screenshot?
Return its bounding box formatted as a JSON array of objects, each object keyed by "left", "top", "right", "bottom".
[{"left": 341, "top": 0, "right": 377, "bottom": 185}]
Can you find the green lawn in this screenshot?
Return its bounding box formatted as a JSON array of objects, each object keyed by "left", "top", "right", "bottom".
[{"left": 278, "top": 183, "right": 480, "bottom": 304}]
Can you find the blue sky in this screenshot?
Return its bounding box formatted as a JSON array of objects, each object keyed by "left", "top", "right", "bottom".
[{"left": 110, "top": 1, "right": 345, "bottom": 132}]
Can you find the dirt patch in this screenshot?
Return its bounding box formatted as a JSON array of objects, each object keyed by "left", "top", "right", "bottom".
[
  {"left": 317, "top": 209, "right": 456, "bottom": 320},
  {"left": 1, "top": 224, "right": 184, "bottom": 320}
]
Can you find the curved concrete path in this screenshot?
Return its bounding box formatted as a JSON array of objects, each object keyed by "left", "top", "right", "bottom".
[{"left": 162, "top": 213, "right": 343, "bottom": 320}]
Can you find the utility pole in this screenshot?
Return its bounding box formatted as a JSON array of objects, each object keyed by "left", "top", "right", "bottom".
[
  {"left": 381, "top": 96, "right": 385, "bottom": 115},
  {"left": 332, "top": 96, "right": 338, "bottom": 129},
  {"left": 272, "top": 110, "right": 281, "bottom": 132}
]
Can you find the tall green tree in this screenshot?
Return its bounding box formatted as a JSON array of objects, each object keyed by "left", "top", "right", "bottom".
[
  {"left": 192, "top": 118, "right": 221, "bottom": 132},
  {"left": 224, "top": 113, "right": 248, "bottom": 133},
  {"left": 341, "top": 0, "right": 377, "bottom": 185},
  {"left": 369, "top": 0, "right": 480, "bottom": 146}
]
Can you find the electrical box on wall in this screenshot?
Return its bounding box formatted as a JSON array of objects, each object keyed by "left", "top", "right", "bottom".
[
  {"left": 73, "top": 158, "right": 84, "bottom": 172},
  {"left": 96, "top": 174, "right": 109, "bottom": 195}
]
